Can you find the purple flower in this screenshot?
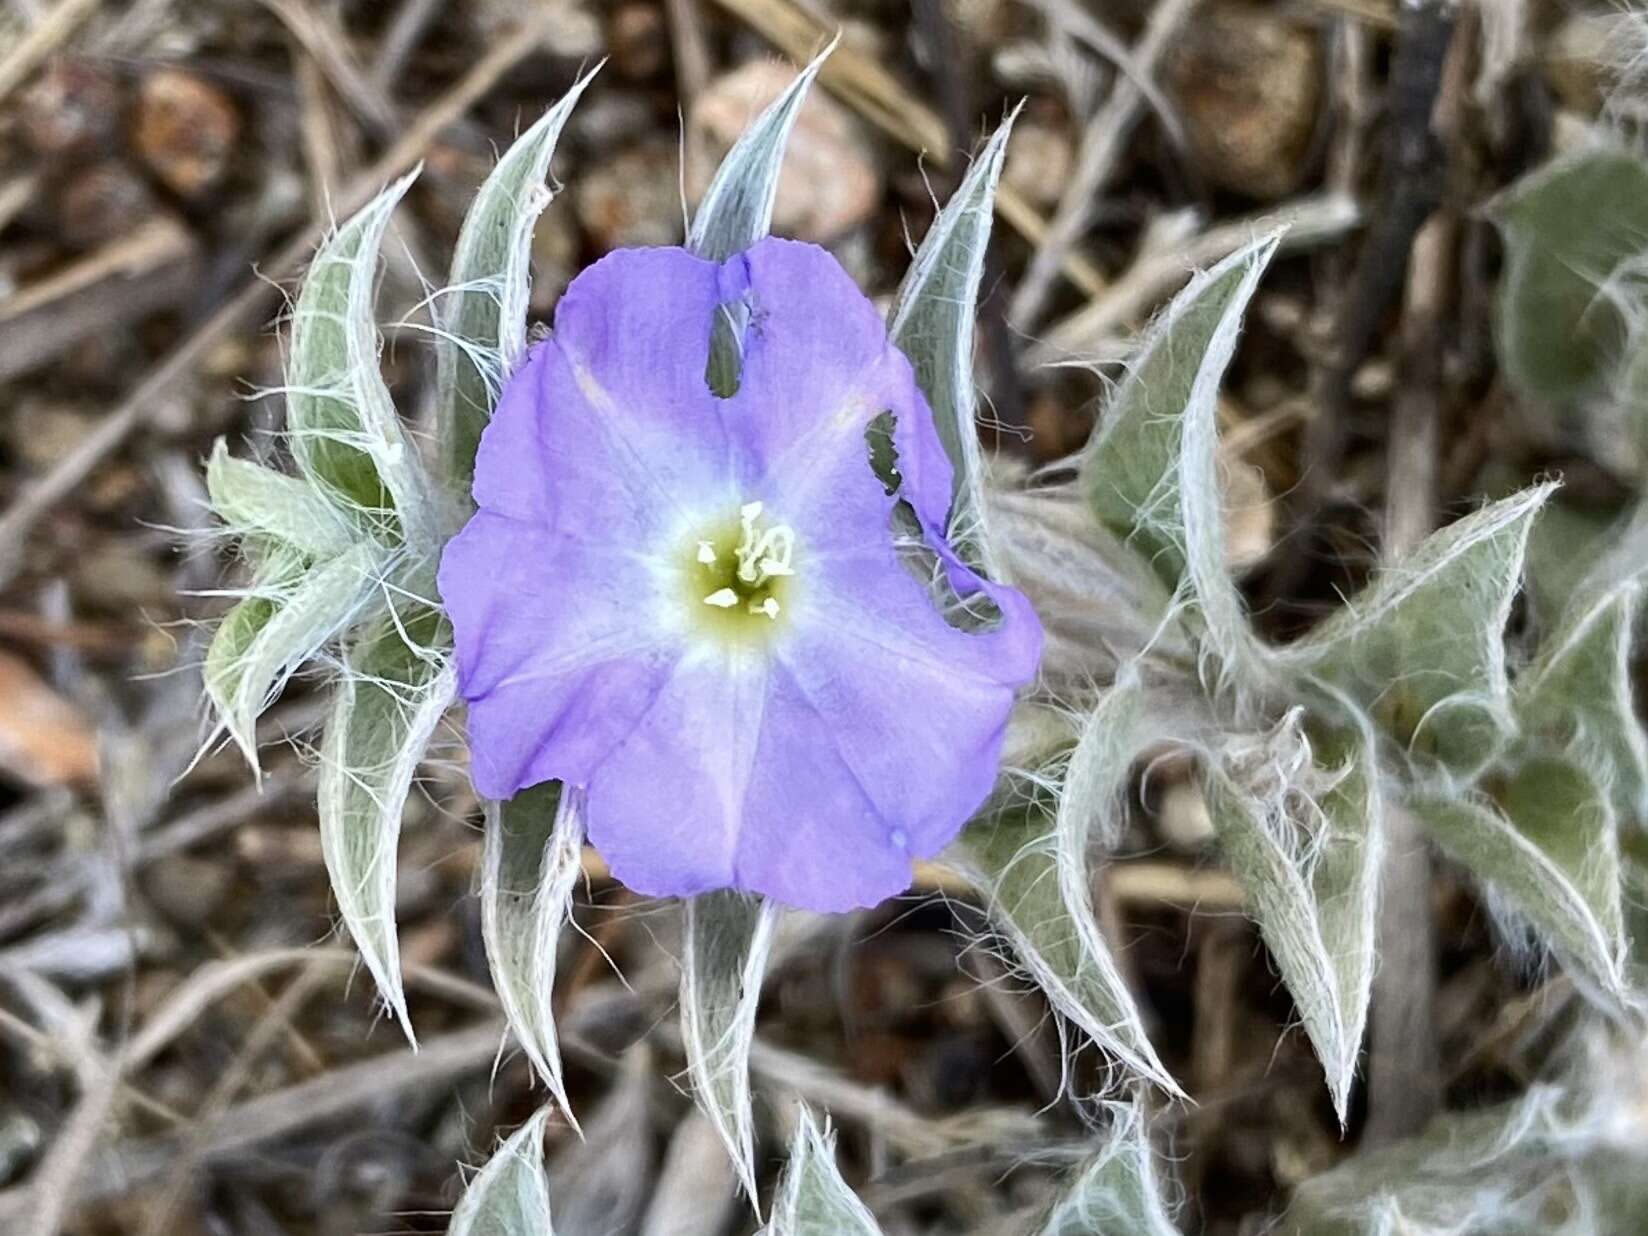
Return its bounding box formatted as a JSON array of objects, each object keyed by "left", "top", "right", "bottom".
[{"left": 438, "top": 239, "right": 1042, "bottom": 911}]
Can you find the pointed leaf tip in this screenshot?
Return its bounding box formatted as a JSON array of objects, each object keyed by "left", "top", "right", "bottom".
[
  {"left": 888, "top": 107, "right": 1022, "bottom": 575},
  {"left": 318, "top": 613, "right": 456, "bottom": 1044},
  {"left": 1206, "top": 721, "right": 1382, "bottom": 1122},
  {"left": 438, "top": 64, "right": 601, "bottom": 497},
  {"left": 680, "top": 890, "right": 780, "bottom": 1205},
  {"left": 1280, "top": 485, "right": 1554, "bottom": 778},
  {"left": 449, "top": 1107, "right": 556, "bottom": 1236},
  {"left": 482, "top": 782, "right": 586, "bottom": 1129},
  {"left": 687, "top": 37, "right": 838, "bottom": 262},
  {"left": 768, "top": 1107, "right": 883, "bottom": 1236}
]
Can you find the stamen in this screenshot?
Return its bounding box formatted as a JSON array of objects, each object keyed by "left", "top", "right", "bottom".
[
  {"left": 703, "top": 588, "right": 739, "bottom": 608},
  {"left": 734, "top": 503, "right": 796, "bottom": 585},
  {"left": 696, "top": 540, "right": 718, "bottom": 565},
  {"left": 749, "top": 597, "right": 781, "bottom": 620}
]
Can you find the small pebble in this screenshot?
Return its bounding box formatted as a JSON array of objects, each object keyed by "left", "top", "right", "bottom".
[
  {"left": 1164, "top": 2, "right": 1320, "bottom": 200},
  {"left": 19, "top": 60, "right": 123, "bottom": 158},
  {"left": 57, "top": 161, "right": 160, "bottom": 249},
  {"left": 133, "top": 68, "right": 240, "bottom": 198},
  {"left": 574, "top": 140, "right": 682, "bottom": 252},
  {"left": 608, "top": 2, "right": 668, "bottom": 80}
]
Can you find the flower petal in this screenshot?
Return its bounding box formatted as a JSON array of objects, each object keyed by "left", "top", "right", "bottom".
[
  {"left": 776, "top": 551, "right": 1042, "bottom": 861},
  {"left": 583, "top": 651, "right": 770, "bottom": 899},
  {"left": 438, "top": 511, "right": 679, "bottom": 798},
  {"left": 581, "top": 650, "right": 919, "bottom": 912},
  {"left": 732, "top": 663, "right": 927, "bottom": 911},
  {"left": 473, "top": 247, "right": 737, "bottom": 542},
  {"left": 726, "top": 238, "right": 955, "bottom": 532}
]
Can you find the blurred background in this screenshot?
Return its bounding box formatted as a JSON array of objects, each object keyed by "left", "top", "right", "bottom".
[{"left": 0, "top": 1, "right": 1641, "bottom": 1233}]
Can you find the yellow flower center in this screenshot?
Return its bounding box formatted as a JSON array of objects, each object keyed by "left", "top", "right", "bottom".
[{"left": 684, "top": 501, "right": 798, "bottom": 643}]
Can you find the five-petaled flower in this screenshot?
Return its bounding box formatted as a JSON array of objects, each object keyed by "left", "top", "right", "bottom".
[{"left": 438, "top": 239, "right": 1042, "bottom": 911}]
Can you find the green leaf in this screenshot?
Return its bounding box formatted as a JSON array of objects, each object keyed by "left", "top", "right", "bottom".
[
  {"left": 1521, "top": 498, "right": 1628, "bottom": 636},
  {"left": 951, "top": 683, "right": 1181, "bottom": 1098},
  {"left": 766, "top": 1107, "right": 883, "bottom": 1236},
  {"left": 1491, "top": 148, "right": 1648, "bottom": 408},
  {"left": 680, "top": 890, "right": 779, "bottom": 1204},
  {"left": 1517, "top": 582, "right": 1648, "bottom": 826},
  {"left": 204, "top": 595, "right": 277, "bottom": 761},
  {"left": 1032, "top": 1102, "right": 1180, "bottom": 1236},
  {"left": 318, "top": 610, "right": 456, "bottom": 1042},
  {"left": 437, "top": 66, "right": 600, "bottom": 496},
  {"left": 450, "top": 1107, "right": 555, "bottom": 1236},
  {"left": 205, "top": 540, "right": 384, "bottom": 772},
  {"left": 1278, "top": 486, "right": 1553, "bottom": 778},
  {"left": 481, "top": 781, "right": 585, "bottom": 1128},
  {"left": 288, "top": 172, "right": 432, "bottom": 542},
  {"left": 686, "top": 42, "right": 834, "bottom": 260},
  {"left": 886, "top": 110, "right": 1018, "bottom": 572},
  {"left": 206, "top": 438, "right": 356, "bottom": 558},
  {"left": 1079, "top": 236, "right": 1280, "bottom": 602},
  {"left": 1281, "top": 1060, "right": 1648, "bottom": 1235},
  {"left": 1205, "top": 720, "right": 1382, "bottom": 1122},
  {"left": 1410, "top": 757, "right": 1628, "bottom": 1014}
]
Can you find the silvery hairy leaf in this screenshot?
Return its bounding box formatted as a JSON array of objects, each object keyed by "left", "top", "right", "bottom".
[
  {"left": 1204, "top": 720, "right": 1382, "bottom": 1122},
  {"left": 688, "top": 42, "right": 832, "bottom": 395},
  {"left": 1490, "top": 148, "right": 1648, "bottom": 409},
  {"left": 449, "top": 1107, "right": 555, "bottom": 1236},
  {"left": 1409, "top": 758, "right": 1629, "bottom": 1016},
  {"left": 688, "top": 42, "right": 833, "bottom": 262},
  {"left": 1516, "top": 581, "right": 1648, "bottom": 827},
  {"left": 1276, "top": 486, "right": 1553, "bottom": 779},
  {"left": 481, "top": 781, "right": 585, "bottom": 1126},
  {"left": 318, "top": 609, "right": 456, "bottom": 1040},
  {"left": 680, "top": 890, "right": 780, "bottom": 1204},
  {"left": 1171, "top": 237, "right": 1282, "bottom": 686},
  {"left": 287, "top": 171, "right": 435, "bottom": 546},
  {"left": 951, "top": 680, "right": 1181, "bottom": 1097},
  {"left": 887, "top": 109, "right": 1019, "bottom": 574},
  {"left": 205, "top": 438, "right": 356, "bottom": 559},
  {"left": 437, "top": 66, "right": 600, "bottom": 496},
  {"left": 764, "top": 1107, "right": 883, "bottom": 1236},
  {"left": 1281, "top": 1038, "right": 1648, "bottom": 1235},
  {"left": 1079, "top": 235, "right": 1279, "bottom": 620},
  {"left": 1031, "top": 1102, "right": 1180, "bottom": 1236},
  {"left": 204, "top": 539, "right": 383, "bottom": 772}
]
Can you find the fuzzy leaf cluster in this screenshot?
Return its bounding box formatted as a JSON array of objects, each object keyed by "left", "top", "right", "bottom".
[
  {"left": 1281, "top": 1039, "right": 1648, "bottom": 1235},
  {"left": 205, "top": 73, "right": 595, "bottom": 1047}
]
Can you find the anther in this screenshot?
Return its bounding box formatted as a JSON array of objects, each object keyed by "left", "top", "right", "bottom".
[
  {"left": 749, "top": 597, "right": 781, "bottom": 620},
  {"left": 703, "top": 588, "right": 739, "bottom": 609},
  {"left": 696, "top": 540, "right": 718, "bottom": 565}
]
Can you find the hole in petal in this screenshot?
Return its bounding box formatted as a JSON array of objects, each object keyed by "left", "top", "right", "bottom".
[
  {"left": 705, "top": 301, "right": 747, "bottom": 397},
  {"left": 864, "top": 410, "right": 902, "bottom": 496},
  {"left": 864, "top": 410, "right": 1005, "bottom": 634},
  {"left": 705, "top": 258, "right": 755, "bottom": 400}
]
